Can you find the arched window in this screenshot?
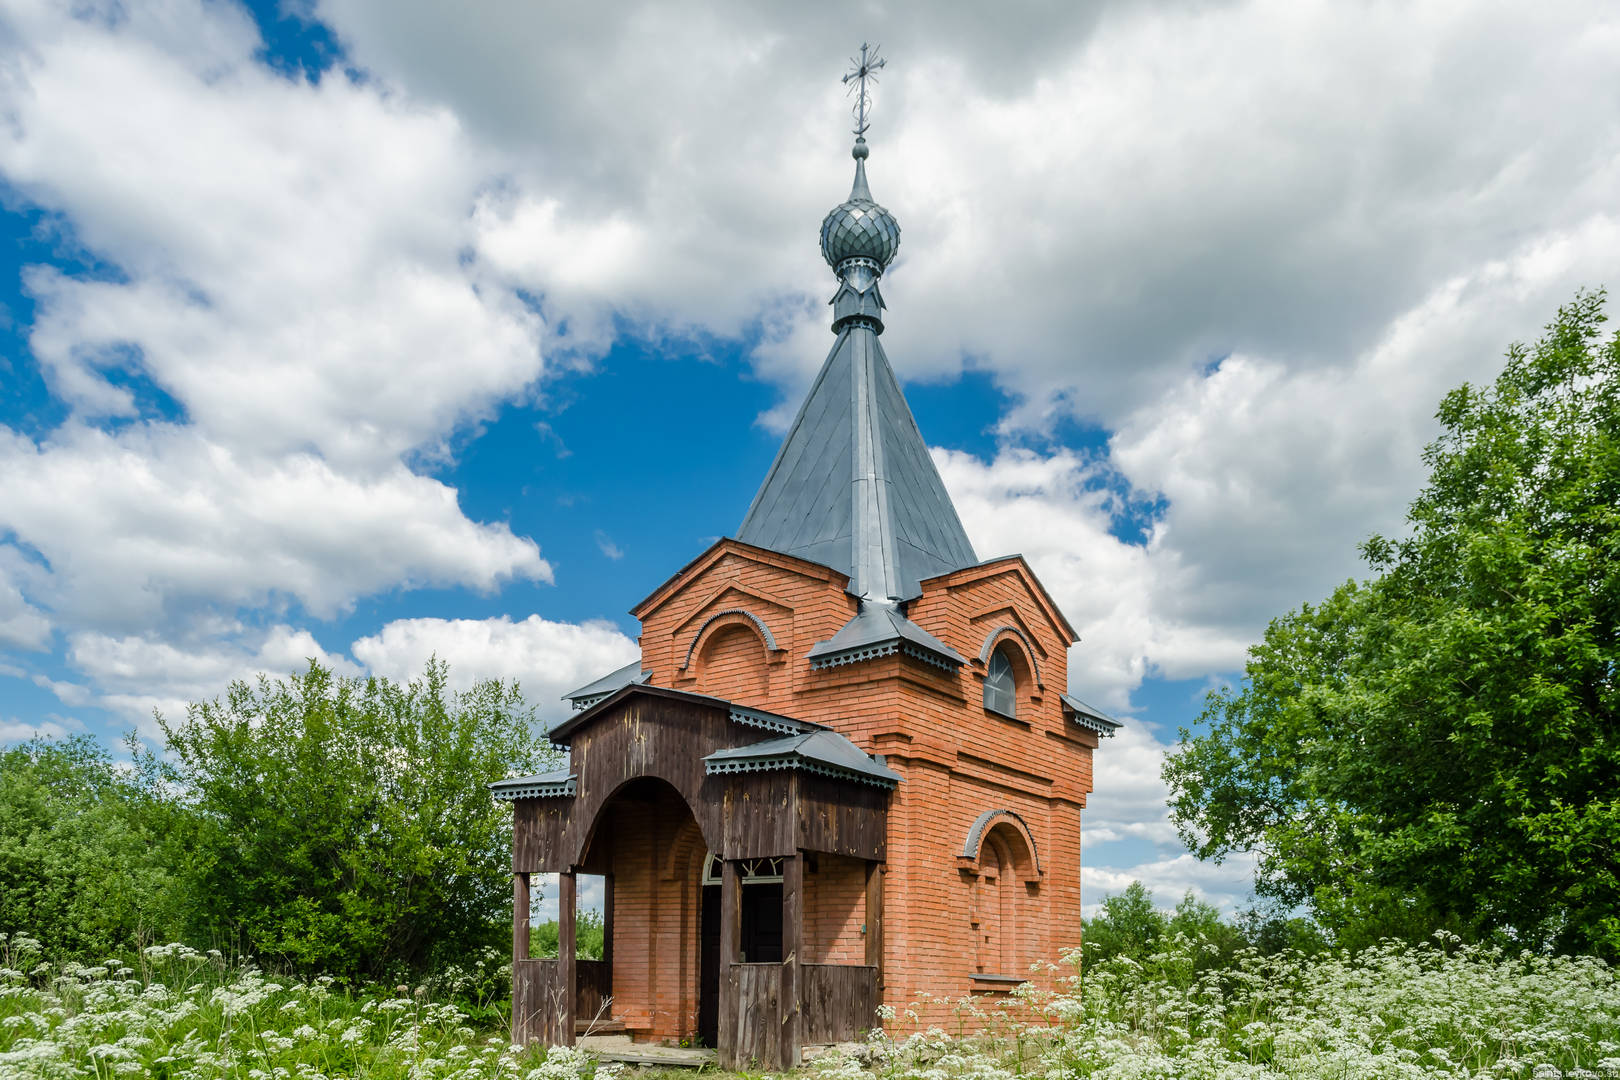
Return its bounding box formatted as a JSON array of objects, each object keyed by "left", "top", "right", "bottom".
[{"left": 984, "top": 646, "right": 1017, "bottom": 718}]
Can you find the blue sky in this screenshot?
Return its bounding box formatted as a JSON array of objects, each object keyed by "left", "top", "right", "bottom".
[{"left": 3, "top": 0, "right": 1618, "bottom": 914}]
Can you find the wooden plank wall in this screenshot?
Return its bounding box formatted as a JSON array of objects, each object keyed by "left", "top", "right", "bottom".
[
  {"left": 512, "top": 959, "right": 570, "bottom": 1046},
  {"left": 798, "top": 774, "right": 889, "bottom": 861},
  {"left": 801, "top": 964, "right": 879, "bottom": 1044},
  {"left": 575, "top": 960, "right": 611, "bottom": 1030},
  {"left": 722, "top": 964, "right": 782, "bottom": 1069},
  {"left": 511, "top": 692, "right": 892, "bottom": 873}
]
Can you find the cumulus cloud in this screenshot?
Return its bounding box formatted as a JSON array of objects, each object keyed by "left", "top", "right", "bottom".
[
  {"left": 315, "top": 0, "right": 1620, "bottom": 430},
  {"left": 351, "top": 614, "right": 639, "bottom": 722},
  {"left": 0, "top": 0, "right": 557, "bottom": 644},
  {"left": 57, "top": 623, "right": 359, "bottom": 736},
  {"left": 1083, "top": 851, "right": 1260, "bottom": 918},
  {"left": 0, "top": 716, "right": 86, "bottom": 742},
  {"left": 0, "top": 423, "right": 549, "bottom": 628}
]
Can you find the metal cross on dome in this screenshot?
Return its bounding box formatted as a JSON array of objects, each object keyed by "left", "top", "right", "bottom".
[{"left": 842, "top": 42, "right": 886, "bottom": 137}]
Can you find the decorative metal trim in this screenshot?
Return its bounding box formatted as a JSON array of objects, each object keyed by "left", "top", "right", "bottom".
[
  {"left": 978, "top": 625, "right": 1043, "bottom": 688},
  {"left": 704, "top": 755, "right": 897, "bottom": 789},
  {"left": 679, "top": 608, "right": 780, "bottom": 670},
  {"left": 1066, "top": 711, "right": 1119, "bottom": 738},
  {"left": 728, "top": 706, "right": 810, "bottom": 736},
  {"left": 572, "top": 693, "right": 607, "bottom": 711},
  {"left": 810, "top": 640, "right": 961, "bottom": 672},
  {"left": 961, "top": 808, "right": 1042, "bottom": 876},
  {"left": 810, "top": 641, "right": 898, "bottom": 669},
  {"left": 902, "top": 643, "right": 961, "bottom": 671},
  {"left": 491, "top": 775, "right": 577, "bottom": 802}
]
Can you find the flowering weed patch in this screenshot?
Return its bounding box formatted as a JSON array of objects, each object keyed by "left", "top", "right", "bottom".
[
  {"left": 0, "top": 935, "right": 613, "bottom": 1080},
  {"left": 820, "top": 934, "right": 1620, "bottom": 1080}
]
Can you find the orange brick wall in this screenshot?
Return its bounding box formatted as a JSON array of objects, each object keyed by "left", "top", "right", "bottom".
[
  {"left": 620, "top": 540, "right": 1101, "bottom": 1031},
  {"left": 804, "top": 854, "right": 867, "bottom": 964},
  {"left": 595, "top": 796, "right": 705, "bottom": 1039}
]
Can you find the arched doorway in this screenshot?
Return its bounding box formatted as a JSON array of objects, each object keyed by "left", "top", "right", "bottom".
[{"left": 576, "top": 776, "right": 714, "bottom": 1042}]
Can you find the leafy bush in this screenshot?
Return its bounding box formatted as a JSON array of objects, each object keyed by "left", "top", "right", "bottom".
[
  {"left": 1165, "top": 291, "right": 1620, "bottom": 957},
  {"left": 157, "top": 658, "right": 559, "bottom": 980},
  {"left": 0, "top": 737, "right": 193, "bottom": 956},
  {"left": 0, "top": 933, "right": 615, "bottom": 1080},
  {"left": 531, "top": 910, "right": 606, "bottom": 961},
  {"left": 1082, "top": 881, "right": 1321, "bottom": 969}
]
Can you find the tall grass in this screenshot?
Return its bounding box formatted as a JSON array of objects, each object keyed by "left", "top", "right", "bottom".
[
  {"left": 0, "top": 934, "right": 614, "bottom": 1080},
  {"left": 822, "top": 932, "right": 1620, "bottom": 1079},
  {"left": 6, "top": 930, "right": 1616, "bottom": 1079}
]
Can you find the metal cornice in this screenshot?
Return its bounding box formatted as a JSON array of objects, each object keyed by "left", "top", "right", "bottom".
[
  {"left": 728, "top": 705, "right": 817, "bottom": 736},
  {"left": 490, "top": 774, "right": 577, "bottom": 801},
  {"left": 960, "top": 808, "right": 1042, "bottom": 875},
  {"left": 977, "top": 624, "right": 1043, "bottom": 688},
  {"left": 704, "top": 756, "right": 897, "bottom": 790},
  {"left": 679, "top": 608, "right": 780, "bottom": 671}
]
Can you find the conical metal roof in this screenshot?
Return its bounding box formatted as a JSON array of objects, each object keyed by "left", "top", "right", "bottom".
[{"left": 737, "top": 147, "right": 977, "bottom": 601}]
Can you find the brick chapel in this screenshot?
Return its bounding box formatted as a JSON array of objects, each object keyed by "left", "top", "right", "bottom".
[{"left": 494, "top": 74, "right": 1118, "bottom": 1069}]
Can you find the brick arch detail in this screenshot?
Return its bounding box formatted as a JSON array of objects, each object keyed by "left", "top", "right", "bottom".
[
  {"left": 572, "top": 773, "right": 716, "bottom": 869},
  {"left": 678, "top": 608, "right": 780, "bottom": 671},
  {"left": 977, "top": 625, "right": 1043, "bottom": 689},
  {"left": 961, "top": 808, "right": 1042, "bottom": 881},
  {"left": 662, "top": 816, "right": 707, "bottom": 882}
]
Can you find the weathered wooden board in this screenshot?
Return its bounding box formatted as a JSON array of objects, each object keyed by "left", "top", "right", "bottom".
[
  {"left": 798, "top": 773, "right": 889, "bottom": 861},
  {"left": 801, "top": 964, "right": 878, "bottom": 1044},
  {"left": 511, "top": 689, "right": 892, "bottom": 873},
  {"left": 512, "top": 959, "right": 570, "bottom": 1046},
  {"left": 575, "top": 960, "right": 611, "bottom": 1027},
  {"left": 722, "top": 963, "right": 782, "bottom": 1069}
]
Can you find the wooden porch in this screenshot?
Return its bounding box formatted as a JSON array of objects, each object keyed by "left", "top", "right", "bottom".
[{"left": 500, "top": 684, "right": 892, "bottom": 1070}]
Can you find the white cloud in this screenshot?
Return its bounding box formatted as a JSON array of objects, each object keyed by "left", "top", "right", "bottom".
[
  {"left": 312, "top": 0, "right": 1620, "bottom": 431},
  {"left": 0, "top": 0, "right": 556, "bottom": 646},
  {"left": 0, "top": 423, "right": 549, "bottom": 628},
  {"left": 62, "top": 623, "right": 361, "bottom": 736},
  {"left": 2, "top": 0, "right": 546, "bottom": 469},
  {"left": 351, "top": 614, "right": 639, "bottom": 722},
  {"left": 0, "top": 550, "right": 51, "bottom": 650},
  {"left": 1083, "top": 851, "right": 1259, "bottom": 917},
  {"left": 0, "top": 715, "right": 87, "bottom": 743}
]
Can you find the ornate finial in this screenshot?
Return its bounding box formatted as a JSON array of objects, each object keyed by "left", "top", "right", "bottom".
[{"left": 842, "top": 43, "right": 886, "bottom": 142}]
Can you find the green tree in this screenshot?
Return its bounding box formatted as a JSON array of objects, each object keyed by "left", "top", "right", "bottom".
[
  {"left": 0, "top": 736, "right": 193, "bottom": 955},
  {"left": 159, "top": 658, "right": 557, "bottom": 978},
  {"left": 1082, "top": 881, "right": 1166, "bottom": 962},
  {"left": 1164, "top": 291, "right": 1620, "bottom": 957}
]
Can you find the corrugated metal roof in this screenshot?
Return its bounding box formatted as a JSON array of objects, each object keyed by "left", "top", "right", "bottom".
[{"left": 737, "top": 326, "right": 977, "bottom": 601}]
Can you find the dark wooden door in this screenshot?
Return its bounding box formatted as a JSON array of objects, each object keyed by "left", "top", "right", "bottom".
[
  {"left": 741, "top": 882, "right": 783, "bottom": 963},
  {"left": 699, "top": 883, "right": 720, "bottom": 1047}
]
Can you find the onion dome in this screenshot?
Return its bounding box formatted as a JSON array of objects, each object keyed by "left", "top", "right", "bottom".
[{"left": 819, "top": 137, "right": 901, "bottom": 272}]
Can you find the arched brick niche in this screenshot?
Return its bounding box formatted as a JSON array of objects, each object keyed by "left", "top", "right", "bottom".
[
  {"left": 958, "top": 809, "right": 1043, "bottom": 981},
  {"left": 684, "top": 611, "right": 774, "bottom": 702}
]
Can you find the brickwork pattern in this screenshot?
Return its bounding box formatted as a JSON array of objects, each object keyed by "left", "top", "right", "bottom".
[{"left": 612, "top": 540, "right": 1101, "bottom": 1032}]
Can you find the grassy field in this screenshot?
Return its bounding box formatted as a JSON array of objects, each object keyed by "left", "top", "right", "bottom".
[{"left": 2, "top": 931, "right": 1616, "bottom": 1079}]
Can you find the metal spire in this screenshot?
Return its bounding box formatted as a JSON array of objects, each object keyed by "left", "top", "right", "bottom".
[{"left": 842, "top": 43, "right": 886, "bottom": 139}]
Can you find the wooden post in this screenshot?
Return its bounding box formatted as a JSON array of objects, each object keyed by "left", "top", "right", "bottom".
[
  {"left": 558, "top": 870, "right": 577, "bottom": 1046},
  {"left": 514, "top": 873, "right": 530, "bottom": 962},
  {"left": 865, "top": 861, "right": 884, "bottom": 988},
  {"left": 780, "top": 852, "right": 803, "bottom": 1068},
  {"left": 512, "top": 873, "right": 530, "bottom": 1045},
  {"left": 718, "top": 858, "right": 741, "bottom": 1067},
  {"left": 601, "top": 874, "right": 614, "bottom": 969}
]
